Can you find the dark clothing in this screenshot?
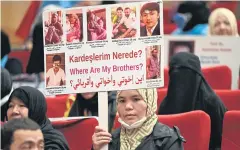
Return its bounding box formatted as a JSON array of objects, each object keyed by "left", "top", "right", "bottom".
[
  {"left": 27, "top": 23, "right": 44, "bottom": 74},
  {"left": 2, "top": 86, "right": 69, "bottom": 150},
  {"left": 176, "top": 1, "right": 209, "bottom": 31},
  {"left": 109, "top": 122, "right": 185, "bottom": 150},
  {"left": 1, "top": 68, "right": 12, "bottom": 99},
  {"left": 159, "top": 52, "right": 227, "bottom": 149},
  {"left": 1, "top": 31, "right": 11, "bottom": 59},
  {"left": 5, "top": 58, "right": 23, "bottom": 75},
  {"left": 68, "top": 92, "right": 117, "bottom": 132},
  {"left": 140, "top": 21, "right": 160, "bottom": 36}
]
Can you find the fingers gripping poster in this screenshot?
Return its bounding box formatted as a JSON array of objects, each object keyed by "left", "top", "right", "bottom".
[{"left": 43, "top": 0, "right": 164, "bottom": 95}]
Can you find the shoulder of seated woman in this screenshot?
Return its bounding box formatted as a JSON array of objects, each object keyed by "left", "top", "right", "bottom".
[{"left": 152, "top": 122, "right": 185, "bottom": 141}]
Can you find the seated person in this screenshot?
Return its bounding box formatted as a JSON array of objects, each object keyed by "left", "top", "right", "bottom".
[
  {"left": 46, "top": 55, "right": 66, "bottom": 87},
  {"left": 208, "top": 8, "right": 239, "bottom": 36},
  {"left": 1, "top": 118, "right": 44, "bottom": 150},
  {"left": 88, "top": 12, "right": 106, "bottom": 41},
  {"left": 172, "top": 1, "right": 209, "bottom": 35},
  {"left": 92, "top": 88, "right": 185, "bottom": 150},
  {"left": 68, "top": 91, "right": 116, "bottom": 132},
  {"left": 2, "top": 86, "right": 69, "bottom": 150},
  {"left": 1, "top": 68, "right": 13, "bottom": 107},
  {"left": 159, "top": 52, "right": 227, "bottom": 149}
]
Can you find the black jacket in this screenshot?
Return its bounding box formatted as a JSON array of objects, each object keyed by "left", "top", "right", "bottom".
[
  {"left": 109, "top": 122, "right": 185, "bottom": 150},
  {"left": 140, "top": 21, "right": 160, "bottom": 37}
]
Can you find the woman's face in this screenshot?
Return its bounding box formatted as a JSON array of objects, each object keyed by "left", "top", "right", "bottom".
[
  {"left": 117, "top": 90, "right": 147, "bottom": 125},
  {"left": 7, "top": 97, "right": 29, "bottom": 120},
  {"left": 213, "top": 14, "right": 233, "bottom": 35}
]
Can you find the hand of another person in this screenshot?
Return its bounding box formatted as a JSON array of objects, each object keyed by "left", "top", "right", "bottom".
[{"left": 92, "top": 126, "right": 112, "bottom": 150}]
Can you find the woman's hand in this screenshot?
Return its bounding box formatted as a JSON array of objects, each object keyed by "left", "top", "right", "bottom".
[{"left": 92, "top": 126, "right": 112, "bottom": 150}]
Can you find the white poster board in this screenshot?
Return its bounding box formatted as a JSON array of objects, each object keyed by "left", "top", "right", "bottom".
[
  {"left": 43, "top": 0, "right": 164, "bottom": 95},
  {"left": 164, "top": 36, "right": 240, "bottom": 89},
  {"left": 43, "top": 1, "right": 164, "bottom": 149}
]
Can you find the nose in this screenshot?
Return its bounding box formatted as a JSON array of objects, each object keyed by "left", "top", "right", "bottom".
[
  {"left": 220, "top": 23, "right": 226, "bottom": 30},
  {"left": 146, "top": 14, "right": 151, "bottom": 20},
  {"left": 12, "top": 106, "right": 20, "bottom": 114},
  {"left": 125, "top": 101, "right": 133, "bottom": 110}
]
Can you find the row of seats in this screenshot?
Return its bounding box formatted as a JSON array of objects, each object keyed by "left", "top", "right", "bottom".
[
  {"left": 163, "top": 65, "right": 233, "bottom": 89},
  {"left": 157, "top": 89, "right": 240, "bottom": 112},
  {"left": 51, "top": 110, "right": 240, "bottom": 150},
  {"left": 46, "top": 88, "right": 240, "bottom": 118}
]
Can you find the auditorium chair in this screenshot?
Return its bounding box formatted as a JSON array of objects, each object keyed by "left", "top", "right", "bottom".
[
  {"left": 113, "top": 110, "right": 211, "bottom": 150},
  {"left": 157, "top": 88, "right": 167, "bottom": 112},
  {"left": 46, "top": 94, "right": 70, "bottom": 118},
  {"left": 215, "top": 90, "right": 240, "bottom": 111},
  {"left": 52, "top": 117, "right": 98, "bottom": 150},
  {"left": 202, "top": 65, "right": 232, "bottom": 90},
  {"left": 221, "top": 111, "right": 240, "bottom": 150}
]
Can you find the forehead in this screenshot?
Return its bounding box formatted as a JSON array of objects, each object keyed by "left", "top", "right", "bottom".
[
  {"left": 13, "top": 129, "right": 43, "bottom": 142},
  {"left": 10, "top": 97, "right": 24, "bottom": 104},
  {"left": 143, "top": 9, "right": 158, "bottom": 14},
  {"left": 118, "top": 90, "right": 140, "bottom": 97}
]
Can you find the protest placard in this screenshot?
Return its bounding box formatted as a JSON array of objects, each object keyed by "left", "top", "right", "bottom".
[
  {"left": 43, "top": 1, "right": 164, "bottom": 149},
  {"left": 43, "top": 0, "right": 164, "bottom": 95},
  {"left": 164, "top": 36, "right": 240, "bottom": 89}
]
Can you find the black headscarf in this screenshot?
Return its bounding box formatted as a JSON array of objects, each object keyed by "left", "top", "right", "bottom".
[
  {"left": 26, "top": 23, "right": 44, "bottom": 74},
  {"left": 69, "top": 93, "right": 98, "bottom": 117},
  {"left": 159, "top": 52, "right": 227, "bottom": 149},
  {"left": 3, "top": 86, "right": 69, "bottom": 150},
  {"left": 1, "top": 68, "right": 12, "bottom": 99},
  {"left": 69, "top": 92, "right": 117, "bottom": 132},
  {"left": 1, "top": 31, "right": 11, "bottom": 59},
  {"left": 176, "top": 1, "right": 210, "bottom": 31}
]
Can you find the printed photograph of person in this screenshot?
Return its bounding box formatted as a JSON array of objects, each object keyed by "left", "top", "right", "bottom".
[
  {"left": 87, "top": 8, "right": 107, "bottom": 41},
  {"left": 66, "top": 9, "right": 83, "bottom": 43},
  {"left": 111, "top": 6, "right": 137, "bottom": 39},
  {"left": 46, "top": 53, "right": 66, "bottom": 87},
  {"left": 146, "top": 45, "right": 161, "bottom": 80},
  {"left": 140, "top": 2, "right": 160, "bottom": 37},
  {"left": 169, "top": 41, "right": 195, "bottom": 60},
  {"left": 44, "top": 11, "right": 63, "bottom": 45}
]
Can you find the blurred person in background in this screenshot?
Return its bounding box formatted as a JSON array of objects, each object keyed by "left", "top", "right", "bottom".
[
  {"left": 68, "top": 92, "right": 117, "bottom": 132},
  {"left": 1, "top": 118, "right": 44, "bottom": 150},
  {"left": 172, "top": 1, "right": 210, "bottom": 35},
  {"left": 1, "top": 31, "right": 11, "bottom": 68},
  {"left": 209, "top": 8, "right": 239, "bottom": 36}
]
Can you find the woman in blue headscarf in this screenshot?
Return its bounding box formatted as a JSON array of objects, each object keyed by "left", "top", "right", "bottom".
[{"left": 171, "top": 1, "right": 210, "bottom": 35}]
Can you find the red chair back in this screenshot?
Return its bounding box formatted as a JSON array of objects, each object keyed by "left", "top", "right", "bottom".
[
  {"left": 157, "top": 88, "right": 167, "bottom": 112},
  {"left": 158, "top": 111, "right": 211, "bottom": 150},
  {"left": 215, "top": 90, "right": 240, "bottom": 111},
  {"left": 163, "top": 67, "right": 169, "bottom": 88},
  {"left": 46, "top": 95, "right": 69, "bottom": 118},
  {"left": 52, "top": 118, "right": 98, "bottom": 150},
  {"left": 113, "top": 111, "right": 210, "bottom": 150},
  {"left": 221, "top": 111, "right": 240, "bottom": 150},
  {"left": 202, "top": 65, "right": 232, "bottom": 90}
]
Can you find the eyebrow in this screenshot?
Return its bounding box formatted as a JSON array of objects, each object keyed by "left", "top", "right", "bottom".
[{"left": 118, "top": 95, "right": 141, "bottom": 99}]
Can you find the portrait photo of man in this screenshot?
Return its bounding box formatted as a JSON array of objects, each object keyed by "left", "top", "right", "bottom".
[
  {"left": 146, "top": 45, "right": 161, "bottom": 80},
  {"left": 169, "top": 41, "right": 195, "bottom": 60},
  {"left": 140, "top": 2, "right": 160, "bottom": 37},
  {"left": 46, "top": 54, "right": 66, "bottom": 87},
  {"left": 44, "top": 12, "right": 63, "bottom": 45}
]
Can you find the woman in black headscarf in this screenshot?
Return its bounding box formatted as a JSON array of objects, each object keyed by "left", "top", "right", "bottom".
[
  {"left": 68, "top": 92, "right": 116, "bottom": 132},
  {"left": 2, "top": 86, "right": 69, "bottom": 150},
  {"left": 158, "top": 52, "right": 227, "bottom": 150}
]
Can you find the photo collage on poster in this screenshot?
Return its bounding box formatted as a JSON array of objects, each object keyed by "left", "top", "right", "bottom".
[{"left": 43, "top": 0, "right": 164, "bottom": 95}]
